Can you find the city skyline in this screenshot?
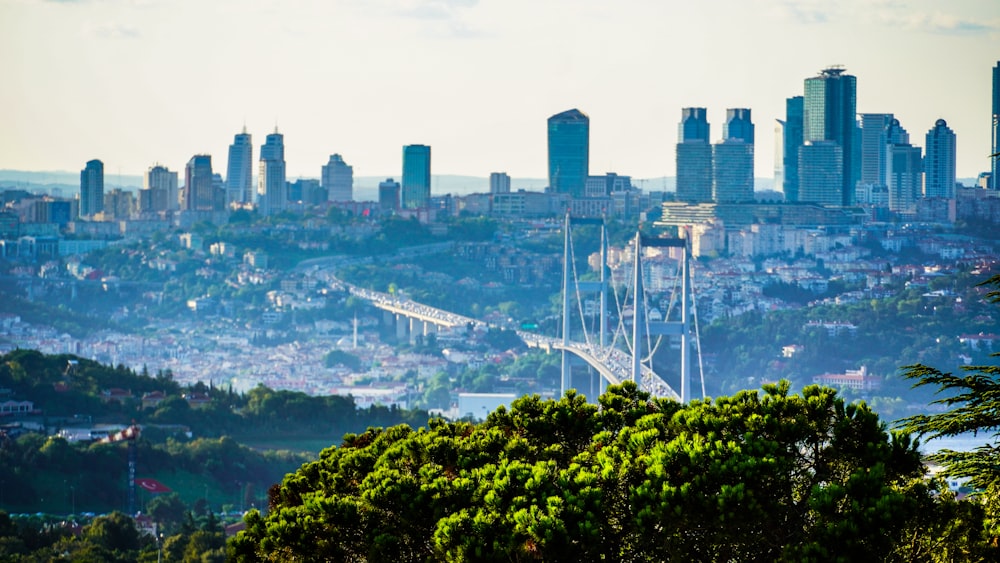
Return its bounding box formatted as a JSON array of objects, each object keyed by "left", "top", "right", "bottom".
[{"left": 0, "top": 0, "right": 998, "bottom": 182}]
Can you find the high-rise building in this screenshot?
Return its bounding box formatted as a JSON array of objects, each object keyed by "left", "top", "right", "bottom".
[
  {"left": 401, "top": 144, "right": 431, "bottom": 209},
  {"left": 322, "top": 154, "right": 353, "bottom": 202},
  {"left": 258, "top": 129, "right": 287, "bottom": 215},
  {"left": 991, "top": 61, "right": 999, "bottom": 189},
  {"left": 782, "top": 97, "right": 804, "bottom": 202},
  {"left": 925, "top": 119, "right": 957, "bottom": 199},
  {"left": 713, "top": 140, "right": 754, "bottom": 203},
  {"left": 226, "top": 128, "right": 253, "bottom": 207},
  {"left": 803, "top": 67, "right": 857, "bottom": 205},
  {"left": 859, "top": 114, "right": 894, "bottom": 188},
  {"left": 547, "top": 109, "right": 589, "bottom": 197},
  {"left": 723, "top": 108, "right": 754, "bottom": 143},
  {"left": 714, "top": 109, "right": 755, "bottom": 203},
  {"left": 79, "top": 159, "right": 104, "bottom": 218},
  {"left": 141, "top": 164, "right": 177, "bottom": 213},
  {"left": 379, "top": 178, "right": 401, "bottom": 211},
  {"left": 798, "top": 141, "right": 843, "bottom": 206},
  {"left": 183, "top": 155, "right": 215, "bottom": 211},
  {"left": 103, "top": 188, "right": 134, "bottom": 219},
  {"left": 888, "top": 144, "right": 923, "bottom": 213},
  {"left": 676, "top": 108, "right": 712, "bottom": 203},
  {"left": 490, "top": 172, "right": 511, "bottom": 194}
]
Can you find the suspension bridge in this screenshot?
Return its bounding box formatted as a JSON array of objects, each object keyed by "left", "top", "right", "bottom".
[{"left": 327, "top": 215, "right": 703, "bottom": 403}]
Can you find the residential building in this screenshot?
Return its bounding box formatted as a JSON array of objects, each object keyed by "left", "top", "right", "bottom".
[
  {"left": 79, "top": 159, "right": 104, "bottom": 218},
  {"left": 141, "top": 164, "right": 177, "bottom": 213},
  {"left": 803, "top": 67, "right": 857, "bottom": 205},
  {"left": 489, "top": 172, "right": 511, "bottom": 194},
  {"left": 322, "top": 154, "right": 353, "bottom": 202},
  {"left": 258, "top": 129, "right": 286, "bottom": 215},
  {"left": 226, "top": 128, "right": 253, "bottom": 206},
  {"left": 925, "top": 119, "right": 957, "bottom": 199},
  {"left": 547, "top": 109, "right": 589, "bottom": 197},
  {"left": 402, "top": 145, "right": 431, "bottom": 209},
  {"left": 676, "top": 108, "right": 712, "bottom": 203},
  {"left": 379, "top": 178, "right": 400, "bottom": 211}
]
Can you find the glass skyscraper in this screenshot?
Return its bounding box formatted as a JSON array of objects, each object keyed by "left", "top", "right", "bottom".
[
  {"left": 782, "top": 97, "right": 804, "bottom": 202},
  {"left": 676, "top": 108, "right": 712, "bottom": 203},
  {"left": 402, "top": 144, "right": 431, "bottom": 209},
  {"left": 184, "top": 155, "right": 215, "bottom": 211},
  {"left": 226, "top": 128, "right": 253, "bottom": 207},
  {"left": 803, "top": 67, "right": 857, "bottom": 206},
  {"left": 713, "top": 109, "right": 754, "bottom": 203},
  {"left": 80, "top": 159, "right": 104, "bottom": 217},
  {"left": 547, "top": 109, "right": 589, "bottom": 198},
  {"left": 322, "top": 154, "right": 354, "bottom": 202},
  {"left": 924, "top": 119, "right": 956, "bottom": 199}
]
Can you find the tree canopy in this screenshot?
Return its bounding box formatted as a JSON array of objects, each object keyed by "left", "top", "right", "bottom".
[{"left": 230, "top": 381, "right": 940, "bottom": 562}]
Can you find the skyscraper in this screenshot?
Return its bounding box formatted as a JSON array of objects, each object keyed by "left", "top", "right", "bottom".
[
  {"left": 713, "top": 109, "right": 755, "bottom": 203},
  {"left": 402, "top": 144, "right": 431, "bottom": 209},
  {"left": 803, "top": 67, "right": 857, "bottom": 205},
  {"left": 258, "top": 129, "right": 286, "bottom": 215},
  {"left": 490, "top": 172, "right": 511, "bottom": 194},
  {"left": 676, "top": 108, "right": 712, "bottom": 203},
  {"left": 547, "top": 109, "right": 589, "bottom": 197},
  {"left": 782, "top": 97, "right": 804, "bottom": 202},
  {"left": 991, "top": 61, "right": 999, "bottom": 189},
  {"left": 798, "top": 141, "right": 843, "bottom": 206},
  {"left": 79, "top": 159, "right": 104, "bottom": 218},
  {"left": 885, "top": 119, "right": 922, "bottom": 213},
  {"left": 713, "top": 140, "right": 754, "bottom": 203},
  {"left": 925, "top": 119, "right": 957, "bottom": 199},
  {"left": 322, "top": 154, "right": 354, "bottom": 202},
  {"left": 859, "top": 114, "right": 894, "bottom": 188},
  {"left": 183, "top": 155, "right": 215, "bottom": 211},
  {"left": 226, "top": 128, "right": 253, "bottom": 207}
]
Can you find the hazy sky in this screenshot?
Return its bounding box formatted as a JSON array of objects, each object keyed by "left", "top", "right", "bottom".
[{"left": 1, "top": 0, "right": 998, "bottom": 185}]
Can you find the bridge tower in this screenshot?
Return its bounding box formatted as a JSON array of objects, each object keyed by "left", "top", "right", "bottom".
[
  {"left": 561, "top": 214, "right": 609, "bottom": 397},
  {"left": 630, "top": 233, "right": 694, "bottom": 402}
]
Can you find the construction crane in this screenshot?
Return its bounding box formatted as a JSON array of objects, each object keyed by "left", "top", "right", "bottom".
[{"left": 99, "top": 424, "right": 141, "bottom": 515}]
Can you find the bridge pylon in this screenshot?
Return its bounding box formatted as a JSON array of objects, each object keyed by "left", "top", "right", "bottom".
[{"left": 561, "top": 214, "right": 609, "bottom": 397}]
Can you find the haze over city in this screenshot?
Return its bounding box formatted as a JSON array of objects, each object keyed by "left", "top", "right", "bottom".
[{"left": 1, "top": 0, "right": 998, "bottom": 182}]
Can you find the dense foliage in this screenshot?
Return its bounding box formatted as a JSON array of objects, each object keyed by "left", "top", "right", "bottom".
[{"left": 230, "top": 381, "right": 968, "bottom": 562}]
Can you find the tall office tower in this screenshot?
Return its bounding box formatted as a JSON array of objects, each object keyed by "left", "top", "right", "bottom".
[
  {"left": 798, "top": 141, "right": 843, "bottom": 206},
  {"left": 401, "top": 144, "right": 431, "bottom": 209},
  {"left": 379, "top": 178, "right": 401, "bottom": 211},
  {"left": 888, "top": 143, "right": 923, "bottom": 213},
  {"left": 803, "top": 67, "right": 857, "bottom": 205},
  {"left": 782, "top": 97, "right": 804, "bottom": 202},
  {"left": 925, "top": 119, "right": 957, "bottom": 199},
  {"left": 676, "top": 108, "right": 712, "bottom": 203},
  {"left": 713, "top": 140, "right": 754, "bottom": 203},
  {"left": 257, "top": 129, "right": 287, "bottom": 215},
  {"left": 141, "top": 164, "right": 177, "bottom": 212},
  {"left": 859, "top": 114, "right": 894, "bottom": 188},
  {"left": 992, "top": 61, "right": 999, "bottom": 189},
  {"left": 225, "top": 128, "right": 253, "bottom": 207},
  {"left": 723, "top": 108, "right": 754, "bottom": 143},
  {"left": 79, "top": 159, "right": 104, "bottom": 217},
  {"left": 490, "top": 172, "right": 511, "bottom": 194},
  {"left": 547, "top": 109, "right": 589, "bottom": 197},
  {"left": 322, "top": 154, "right": 353, "bottom": 202},
  {"left": 183, "top": 155, "right": 215, "bottom": 211}
]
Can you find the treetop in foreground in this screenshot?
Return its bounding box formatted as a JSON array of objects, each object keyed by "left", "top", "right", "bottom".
[{"left": 229, "top": 381, "right": 960, "bottom": 562}]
